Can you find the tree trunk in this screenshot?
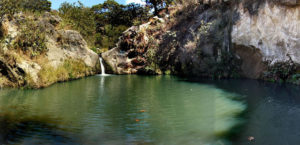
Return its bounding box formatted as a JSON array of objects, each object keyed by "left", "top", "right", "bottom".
[{"left": 154, "top": 5, "right": 159, "bottom": 16}]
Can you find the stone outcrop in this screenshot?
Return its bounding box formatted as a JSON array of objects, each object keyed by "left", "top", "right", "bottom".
[
  {"left": 232, "top": 1, "right": 300, "bottom": 80},
  {"left": 103, "top": 2, "right": 239, "bottom": 77},
  {"left": 102, "top": 16, "right": 167, "bottom": 75},
  {"left": 102, "top": 0, "right": 300, "bottom": 84},
  {"left": 0, "top": 12, "right": 100, "bottom": 88}
]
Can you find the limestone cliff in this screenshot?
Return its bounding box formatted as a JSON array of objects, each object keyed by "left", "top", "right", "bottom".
[
  {"left": 0, "top": 12, "right": 100, "bottom": 88},
  {"left": 102, "top": 0, "right": 300, "bottom": 84},
  {"left": 232, "top": 0, "right": 300, "bottom": 81}
]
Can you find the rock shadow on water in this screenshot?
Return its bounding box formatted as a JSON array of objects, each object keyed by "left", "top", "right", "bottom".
[
  {"left": 183, "top": 77, "right": 300, "bottom": 145},
  {"left": 176, "top": 77, "right": 249, "bottom": 143},
  {"left": 0, "top": 106, "right": 77, "bottom": 145}
]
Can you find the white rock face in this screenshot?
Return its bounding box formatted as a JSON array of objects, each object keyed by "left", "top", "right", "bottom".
[
  {"left": 47, "top": 30, "right": 99, "bottom": 69},
  {"left": 232, "top": 2, "right": 300, "bottom": 64}
]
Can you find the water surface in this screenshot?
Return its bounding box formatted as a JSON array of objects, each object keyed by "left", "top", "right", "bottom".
[{"left": 0, "top": 75, "right": 299, "bottom": 145}]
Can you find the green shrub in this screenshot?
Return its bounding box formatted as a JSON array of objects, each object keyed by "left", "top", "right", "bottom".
[
  {"left": 58, "top": 2, "right": 96, "bottom": 47},
  {"left": 36, "top": 59, "right": 92, "bottom": 88},
  {"left": 0, "top": 0, "right": 51, "bottom": 18},
  {"left": 0, "top": 77, "right": 6, "bottom": 88},
  {"left": 99, "top": 24, "right": 128, "bottom": 49},
  {"left": 63, "top": 59, "right": 91, "bottom": 79},
  {"left": 13, "top": 17, "right": 48, "bottom": 57},
  {"left": 263, "top": 60, "right": 297, "bottom": 82},
  {"left": 0, "top": 0, "right": 22, "bottom": 18}
]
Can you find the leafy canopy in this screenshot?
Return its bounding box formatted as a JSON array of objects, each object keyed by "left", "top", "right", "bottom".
[
  {"left": 145, "top": 0, "right": 174, "bottom": 15},
  {"left": 59, "top": 1, "right": 96, "bottom": 46},
  {"left": 0, "top": 0, "right": 51, "bottom": 17}
]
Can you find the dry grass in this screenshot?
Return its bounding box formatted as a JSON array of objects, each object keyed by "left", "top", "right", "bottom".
[
  {"left": 0, "top": 76, "right": 10, "bottom": 88},
  {"left": 35, "top": 58, "right": 92, "bottom": 88},
  {"left": 0, "top": 77, "right": 5, "bottom": 88},
  {"left": 0, "top": 22, "right": 8, "bottom": 39}
]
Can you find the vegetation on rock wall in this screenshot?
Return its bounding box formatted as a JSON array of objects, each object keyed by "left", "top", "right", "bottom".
[
  {"left": 31, "top": 59, "right": 94, "bottom": 88},
  {"left": 160, "top": 2, "right": 236, "bottom": 78},
  {"left": 58, "top": 2, "right": 96, "bottom": 47},
  {"left": 262, "top": 59, "right": 300, "bottom": 84},
  {"left": 102, "top": 0, "right": 248, "bottom": 79},
  {"left": 58, "top": 0, "right": 150, "bottom": 51},
  {"left": 92, "top": 0, "right": 150, "bottom": 50},
  {"left": 0, "top": 1, "right": 100, "bottom": 88},
  {"left": 0, "top": 0, "right": 177, "bottom": 53},
  {"left": 0, "top": 0, "right": 51, "bottom": 18},
  {"left": 145, "top": 0, "right": 174, "bottom": 15},
  {"left": 14, "top": 17, "right": 48, "bottom": 57}
]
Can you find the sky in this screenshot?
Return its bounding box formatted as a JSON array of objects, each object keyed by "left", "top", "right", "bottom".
[{"left": 50, "top": 0, "right": 146, "bottom": 9}]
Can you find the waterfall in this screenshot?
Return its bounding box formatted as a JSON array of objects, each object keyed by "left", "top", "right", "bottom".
[{"left": 99, "top": 57, "right": 106, "bottom": 75}]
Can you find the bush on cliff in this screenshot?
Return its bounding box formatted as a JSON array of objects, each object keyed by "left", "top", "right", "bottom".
[
  {"left": 91, "top": 0, "right": 149, "bottom": 49},
  {"left": 0, "top": 0, "right": 51, "bottom": 17},
  {"left": 13, "top": 17, "right": 48, "bottom": 57},
  {"left": 58, "top": 2, "right": 96, "bottom": 47},
  {"left": 58, "top": 0, "right": 149, "bottom": 50},
  {"left": 145, "top": 0, "right": 175, "bottom": 16},
  {"left": 263, "top": 59, "right": 300, "bottom": 84},
  {"left": 34, "top": 59, "right": 93, "bottom": 88}
]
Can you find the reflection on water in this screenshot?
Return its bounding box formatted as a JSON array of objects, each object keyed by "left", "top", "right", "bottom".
[
  {"left": 189, "top": 79, "right": 300, "bottom": 145},
  {"left": 0, "top": 75, "right": 247, "bottom": 145}
]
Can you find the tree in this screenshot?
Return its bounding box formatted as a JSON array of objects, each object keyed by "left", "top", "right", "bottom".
[
  {"left": 22, "top": 0, "right": 51, "bottom": 12},
  {"left": 146, "top": 0, "right": 162, "bottom": 15},
  {"left": 145, "top": 0, "right": 173, "bottom": 15},
  {"left": 59, "top": 1, "right": 96, "bottom": 46},
  {"left": 124, "top": 3, "right": 149, "bottom": 25},
  {"left": 0, "top": 0, "right": 51, "bottom": 18},
  {"left": 91, "top": 0, "right": 149, "bottom": 49},
  {"left": 92, "top": 0, "right": 124, "bottom": 27},
  {"left": 0, "top": 0, "right": 21, "bottom": 17}
]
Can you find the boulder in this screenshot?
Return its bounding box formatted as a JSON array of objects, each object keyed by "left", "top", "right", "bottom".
[{"left": 0, "top": 12, "right": 100, "bottom": 88}]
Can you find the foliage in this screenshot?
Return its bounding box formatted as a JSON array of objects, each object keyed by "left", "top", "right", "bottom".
[
  {"left": 0, "top": 76, "right": 7, "bottom": 88},
  {"left": 0, "top": 0, "right": 21, "bottom": 17},
  {"left": 198, "top": 20, "right": 213, "bottom": 35},
  {"left": 59, "top": 2, "right": 96, "bottom": 47},
  {"left": 0, "top": 0, "right": 51, "bottom": 57},
  {"left": 98, "top": 24, "right": 128, "bottom": 49},
  {"left": 0, "top": 23, "right": 7, "bottom": 40},
  {"left": 58, "top": 0, "right": 149, "bottom": 50},
  {"left": 91, "top": 0, "right": 149, "bottom": 49},
  {"left": 36, "top": 59, "right": 92, "bottom": 88},
  {"left": 263, "top": 59, "right": 298, "bottom": 83},
  {"left": 92, "top": 0, "right": 149, "bottom": 27},
  {"left": 22, "top": 0, "right": 51, "bottom": 12},
  {"left": 0, "top": 0, "right": 51, "bottom": 17},
  {"left": 145, "top": 0, "right": 174, "bottom": 15},
  {"left": 13, "top": 17, "right": 48, "bottom": 57},
  {"left": 194, "top": 20, "right": 213, "bottom": 56},
  {"left": 63, "top": 59, "right": 91, "bottom": 79},
  {"left": 125, "top": 3, "right": 150, "bottom": 26}
]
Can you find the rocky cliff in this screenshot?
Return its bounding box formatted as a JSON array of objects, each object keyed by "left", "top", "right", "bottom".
[
  {"left": 232, "top": 0, "right": 300, "bottom": 82},
  {"left": 0, "top": 12, "right": 100, "bottom": 88},
  {"left": 102, "top": 0, "right": 300, "bottom": 84}
]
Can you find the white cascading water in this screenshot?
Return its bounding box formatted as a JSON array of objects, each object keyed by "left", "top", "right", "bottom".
[{"left": 99, "top": 57, "right": 106, "bottom": 75}]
